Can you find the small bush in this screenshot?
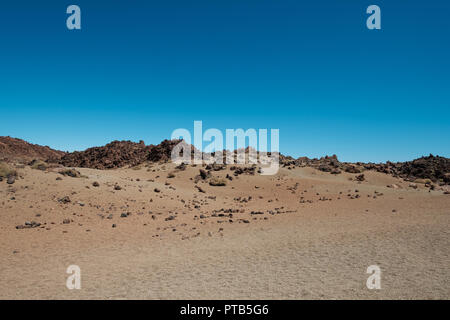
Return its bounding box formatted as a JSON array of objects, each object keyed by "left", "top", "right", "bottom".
[
  {"left": 209, "top": 177, "right": 227, "bottom": 186},
  {"left": 59, "top": 168, "right": 81, "bottom": 178},
  {"left": 30, "top": 160, "right": 48, "bottom": 171},
  {"left": 0, "top": 162, "right": 17, "bottom": 178}
]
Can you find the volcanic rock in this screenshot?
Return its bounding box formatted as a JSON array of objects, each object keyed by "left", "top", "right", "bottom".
[
  {"left": 0, "top": 136, "right": 65, "bottom": 161},
  {"left": 60, "top": 140, "right": 151, "bottom": 169}
]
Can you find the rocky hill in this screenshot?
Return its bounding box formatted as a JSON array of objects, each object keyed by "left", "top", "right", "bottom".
[
  {"left": 59, "top": 140, "right": 152, "bottom": 169},
  {"left": 0, "top": 136, "right": 65, "bottom": 161},
  {"left": 59, "top": 139, "right": 195, "bottom": 169}
]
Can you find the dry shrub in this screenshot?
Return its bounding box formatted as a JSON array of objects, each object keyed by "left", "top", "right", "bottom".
[{"left": 0, "top": 162, "right": 17, "bottom": 178}]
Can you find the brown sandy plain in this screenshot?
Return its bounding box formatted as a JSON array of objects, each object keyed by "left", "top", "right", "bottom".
[{"left": 0, "top": 163, "right": 449, "bottom": 299}]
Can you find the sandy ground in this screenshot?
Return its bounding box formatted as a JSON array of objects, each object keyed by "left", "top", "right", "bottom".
[{"left": 0, "top": 163, "right": 449, "bottom": 299}]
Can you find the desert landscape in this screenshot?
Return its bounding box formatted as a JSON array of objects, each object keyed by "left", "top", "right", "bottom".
[{"left": 0, "top": 136, "right": 449, "bottom": 299}]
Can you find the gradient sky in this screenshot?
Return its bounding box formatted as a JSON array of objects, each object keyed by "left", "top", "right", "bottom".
[{"left": 0, "top": 0, "right": 449, "bottom": 162}]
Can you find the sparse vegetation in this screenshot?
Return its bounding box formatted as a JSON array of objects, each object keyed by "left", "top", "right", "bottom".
[
  {"left": 0, "top": 162, "right": 17, "bottom": 178},
  {"left": 209, "top": 177, "right": 227, "bottom": 186},
  {"left": 30, "top": 160, "right": 48, "bottom": 171},
  {"left": 59, "top": 168, "right": 81, "bottom": 178}
]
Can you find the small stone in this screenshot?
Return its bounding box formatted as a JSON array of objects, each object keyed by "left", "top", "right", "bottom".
[
  {"left": 7, "top": 176, "right": 15, "bottom": 184},
  {"left": 199, "top": 169, "right": 209, "bottom": 180},
  {"left": 16, "top": 221, "right": 41, "bottom": 229},
  {"left": 195, "top": 185, "right": 205, "bottom": 193},
  {"left": 58, "top": 196, "right": 71, "bottom": 204}
]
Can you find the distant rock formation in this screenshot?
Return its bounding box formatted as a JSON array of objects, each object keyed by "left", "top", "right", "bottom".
[{"left": 2, "top": 136, "right": 449, "bottom": 184}]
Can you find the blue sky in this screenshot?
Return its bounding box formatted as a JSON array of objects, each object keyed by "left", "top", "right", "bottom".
[{"left": 0, "top": 0, "right": 449, "bottom": 162}]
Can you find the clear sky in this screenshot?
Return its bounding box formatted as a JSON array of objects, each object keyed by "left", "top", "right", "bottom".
[{"left": 0, "top": 0, "right": 449, "bottom": 162}]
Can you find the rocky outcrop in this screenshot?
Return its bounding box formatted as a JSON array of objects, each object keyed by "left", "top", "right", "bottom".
[
  {"left": 367, "top": 155, "right": 450, "bottom": 184},
  {"left": 59, "top": 140, "right": 151, "bottom": 169}
]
